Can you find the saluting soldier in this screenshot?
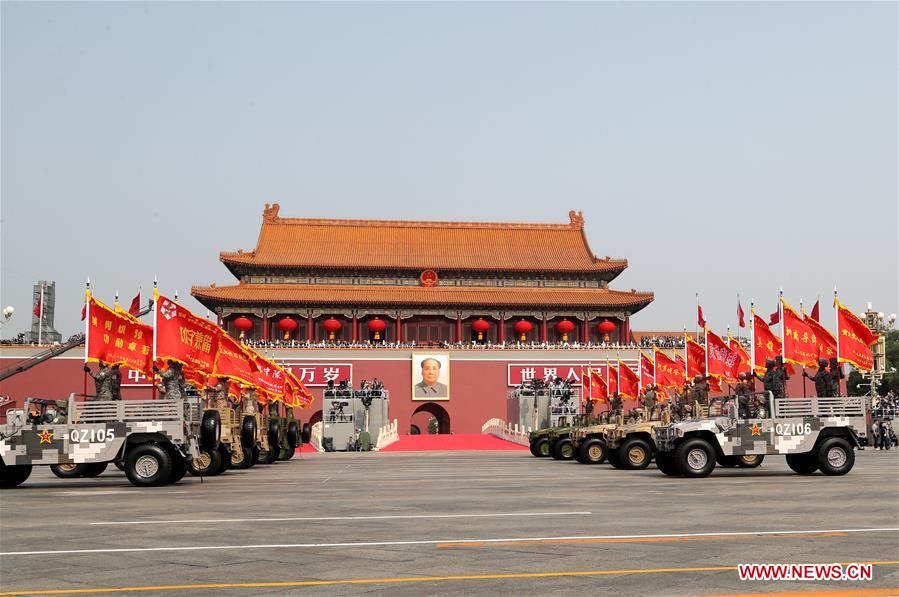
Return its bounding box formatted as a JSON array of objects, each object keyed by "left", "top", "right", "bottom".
[
  {"left": 803, "top": 358, "right": 831, "bottom": 398},
  {"left": 828, "top": 357, "right": 844, "bottom": 397},
  {"left": 84, "top": 361, "right": 114, "bottom": 401}
]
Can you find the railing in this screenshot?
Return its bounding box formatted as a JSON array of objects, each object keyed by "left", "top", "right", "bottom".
[
  {"left": 773, "top": 397, "right": 865, "bottom": 419},
  {"left": 73, "top": 398, "right": 183, "bottom": 423},
  {"left": 309, "top": 421, "right": 323, "bottom": 452},
  {"left": 482, "top": 418, "right": 531, "bottom": 446},
  {"left": 374, "top": 419, "right": 399, "bottom": 451}
]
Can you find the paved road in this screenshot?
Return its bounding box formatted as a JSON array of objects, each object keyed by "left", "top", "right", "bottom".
[{"left": 1, "top": 450, "right": 897, "bottom": 596}]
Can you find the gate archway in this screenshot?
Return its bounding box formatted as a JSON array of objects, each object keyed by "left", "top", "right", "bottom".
[{"left": 411, "top": 402, "right": 451, "bottom": 435}]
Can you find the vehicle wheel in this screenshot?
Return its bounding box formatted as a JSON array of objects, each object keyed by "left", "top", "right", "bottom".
[
  {"left": 124, "top": 443, "right": 172, "bottom": 487},
  {"left": 241, "top": 416, "right": 257, "bottom": 447},
  {"left": 737, "top": 454, "right": 764, "bottom": 468},
  {"left": 82, "top": 462, "right": 108, "bottom": 477},
  {"left": 620, "top": 437, "right": 653, "bottom": 470},
  {"left": 529, "top": 441, "right": 540, "bottom": 457},
  {"left": 215, "top": 446, "right": 231, "bottom": 475},
  {"left": 656, "top": 453, "right": 679, "bottom": 476},
  {"left": 675, "top": 438, "right": 716, "bottom": 478},
  {"left": 717, "top": 455, "right": 739, "bottom": 468},
  {"left": 535, "top": 438, "right": 551, "bottom": 457},
  {"left": 268, "top": 419, "right": 280, "bottom": 447},
  {"left": 301, "top": 423, "right": 312, "bottom": 444},
  {"left": 287, "top": 421, "right": 300, "bottom": 449},
  {"left": 200, "top": 410, "right": 221, "bottom": 451},
  {"left": 114, "top": 460, "right": 125, "bottom": 471},
  {"left": 188, "top": 449, "right": 221, "bottom": 476},
  {"left": 551, "top": 438, "right": 574, "bottom": 460},
  {"left": 607, "top": 448, "right": 624, "bottom": 469},
  {"left": 257, "top": 448, "right": 278, "bottom": 465},
  {"left": 278, "top": 447, "right": 295, "bottom": 460},
  {"left": 1, "top": 462, "right": 33, "bottom": 488},
  {"left": 232, "top": 446, "right": 255, "bottom": 469},
  {"left": 580, "top": 438, "right": 608, "bottom": 464},
  {"left": 167, "top": 454, "right": 189, "bottom": 484},
  {"left": 786, "top": 453, "right": 818, "bottom": 475},
  {"left": 816, "top": 437, "right": 854, "bottom": 476},
  {"left": 50, "top": 463, "right": 88, "bottom": 478}
]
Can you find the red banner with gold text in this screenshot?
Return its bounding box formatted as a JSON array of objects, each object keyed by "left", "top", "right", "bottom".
[
  {"left": 781, "top": 300, "right": 817, "bottom": 367},
  {"left": 86, "top": 293, "right": 153, "bottom": 374},
  {"left": 154, "top": 293, "right": 221, "bottom": 377},
  {"left": 836, "top": 299, "right": 878, "bottom": 370}
]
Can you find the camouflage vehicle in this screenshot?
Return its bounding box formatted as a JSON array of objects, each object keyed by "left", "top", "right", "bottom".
[
  {"left": 254, "top": 401, "right": 281, "bottom": 465},
  {"left": 602, "top": 419, "right": 659, "bottom": 469},
  {"left": 188, "top": 402, "right": 260, "bottom": 476},
  {"left": 0, "top": 394, "right": 213, "bottom": 488},
  {"left": 569, "top": 415, "right": 621, "bottom": 464},
  {"left": 271, "top": 403, "right": 303, "bottom": 460},
  {"left": 654, "top": 394, "right": 867, "bottom": 477},
  {"left": 528, "top": 414, "right": 604, "bottom": 460},
  {"left": 528, "top": 427, "right": 556, "bottom": 457}
]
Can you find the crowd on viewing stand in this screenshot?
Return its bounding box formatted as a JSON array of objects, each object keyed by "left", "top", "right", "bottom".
[{"left": 241, "top": 339, "right": 644, "bottom": 350}]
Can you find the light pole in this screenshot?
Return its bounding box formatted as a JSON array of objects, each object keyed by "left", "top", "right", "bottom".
[{"left": 858, "top": 304, "right": 897, "bottom": 399}]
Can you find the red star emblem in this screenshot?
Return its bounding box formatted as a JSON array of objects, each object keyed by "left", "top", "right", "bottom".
[
  {"left": 750, "top": 423, "right": 762, "bottom": 437},
  {"left": 38, "top": 429, "right": 54, "bottom": 444}
]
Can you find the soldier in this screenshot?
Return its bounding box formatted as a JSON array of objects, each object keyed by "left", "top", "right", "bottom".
[
  {"left": 211, "top": 376, "right": 231, "bottom": 410},
  {"left": 154, "top": 360, "right": 187, "bottom": 401},
  {"left": 84, "top": 361, "right": 114, "bottom": 401},
  {"left": 802, "top": 358, "right": 831, "bottom": 398},
  {"left": 734, "top": 372, "right": 752, "bottom": 418},
  {"left": 754, "top": 358, "right": 783, "bottom": 399},
  {"left": 828, "top": 357, "right": 844, "bottom": 397},
  {"left": 610, "top": 392, "right": 622, "bottom": 418},
  {"left": 241, "top": 385, "right": 258, "bottom": 415},
  {"left": 642, "top": 384, "right": 658, "bottom": 420},
  {"left": 775, "top": 356, "right": 790, "bottom": 397},
  {"left": 110, "top": 363, "right": 122, "bottom": 401}
]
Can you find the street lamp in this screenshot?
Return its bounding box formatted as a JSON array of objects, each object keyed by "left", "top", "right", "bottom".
[
  {"left": 0, "top": 306, "right": 13, "bottom": 329},
  {"left": 859, "top": 304, "right": 896, "bottom": 398}
]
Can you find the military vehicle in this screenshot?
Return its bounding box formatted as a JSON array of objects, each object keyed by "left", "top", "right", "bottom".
[
  {"left": 255, "top": 401, "right": 281, "bottom": 464},
  {"left": 270, "top": 403, "right": 304, "bottom": 460},
  {"left": 528, "top": 427, "right": 555, "bottom": 457},
  {"left": 569, "top": 415, "right": 620, "bottom": 465},
  {"left": 1, "top": 394, "right": 213, "bottom": 488},
  {"left": 654, "top": 394, "right": 866, "bottom": 477}
]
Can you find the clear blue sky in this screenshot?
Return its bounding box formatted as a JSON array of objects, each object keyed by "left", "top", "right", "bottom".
[{"left": 2, "top": 2, "right": 896, "bottom": 338}]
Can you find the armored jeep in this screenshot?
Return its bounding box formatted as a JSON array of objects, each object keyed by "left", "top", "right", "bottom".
[
  {"left": 0, "top": 394, "right": 215, "bottom": 488},
  {"left": 569, "top": 415, "right": 621, "bottom": 465},
  {"left": 272, "top": 403, "right": 303, "bottom": 460},
  {"left": 254, "top": 401, "right": 281, "bottom": 464},
  {"left": 528, "top": 427, "right": 556, "bottom": 457},
  {"left": 654, "top": 394, "right": 866, "bottom": 477}
]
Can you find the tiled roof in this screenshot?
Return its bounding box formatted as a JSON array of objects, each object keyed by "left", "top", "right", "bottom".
[
  {"left": 219, "top": 204, "right": 627, "bottom": 274},
  {"left": 191, "top": 283, "right": 654, "bottom": 311}
]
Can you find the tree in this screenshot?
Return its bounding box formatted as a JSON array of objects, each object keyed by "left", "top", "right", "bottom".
[{"left": 847, "top": 330, "right": 898, "bottom": 396}]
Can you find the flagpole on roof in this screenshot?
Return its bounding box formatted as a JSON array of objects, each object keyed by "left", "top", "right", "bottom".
[
  {"left": 37, "top": 283, "right": 44, "bottom": 345},
  {"left": 779, "top": 288, "right": 786, "bottom": 365},
  {"left": 83, "top": 277, "right": 91, "bottom": 397},
  {"left": 750, "top": 299, "right": 755, "bottom": 384}
]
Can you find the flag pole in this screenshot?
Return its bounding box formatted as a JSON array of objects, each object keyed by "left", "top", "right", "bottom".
[
  {"left": 683, "top": 325, "right": 688, "bottom": 381},
  {"left": 800, "top": 298, "right": 807, "bottom": 397},
  {"left": 83, "top": 278, "right": 91, "bottom": 398},
  {"left": 38, "top": 283, "right": 44, "bottom": 345},
  {"left": 152, "top": 277, "right": 158, "bottom": 400},
  {"left": 834, "top": 286, "right": 842, "bottom": 395},
  {"left": 750, "top": 300, "right": 756, "bottom": 391}
]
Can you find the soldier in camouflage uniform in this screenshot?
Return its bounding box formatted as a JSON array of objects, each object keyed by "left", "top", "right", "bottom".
[
  {"left": 803, "top": 358, "right": 831, "bottom": 398},
  {"left": 84, "top": 361, "right": 114, "bottom": 401},
  {"left": 690, "top": 375, "right": 710, "bottom": 408},
  {"left": 110, "top": 364, "right": 122, "bottom": 400},
  {"left": 775, "top": 356, "right": 790, "bottom": 397},
  {"left": 610, "top": 392, "right": 622, "bottom": 419},
  {"left": 154, "top": 360, "right": 187, "bottom": 401},
  {"left": 828, "top": 357, "right": 844, "bottom": 397},
  {"left": 642, "top": 385, "right": 658, "bottom": 420},
  {"left": 211, "top": 376, "right": 231, "bottom": 409}
]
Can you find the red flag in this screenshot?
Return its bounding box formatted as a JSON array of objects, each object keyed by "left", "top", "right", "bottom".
[
  {"left": 769, "top": 308, "right": 780, "bottom": 325},
  {"left": 251, "top": 352, "right": 287, "bottom": 400},
  {"left": 686, "top": 338, "right": 706, "bottom": 379},
  {"left": 803, "top": 313, "right": 837, "bottom": 361},
  {"left": 737, "top": 300, "right": 746, "bottom": 328},
  {"left": 697, "top": 304, "right": 706, "bottom": 328},
  {"left": 706, "top": 329, "right": 742, "bottom": 383},
  {"left": 654, "top": 350, "right": 686, "bottom": 389},
  {"left": 85, "top": 293, "right": 154, "bottom": 374},
  {"left": 729, "top": 337, "right": 752, "bottom": 376},
  {"left": 81, "top": 303, "right": 87, "bottom": 321},
  {"left": 835, "top": 298, "right": 878, "bottom": 370},
  {"left": 128, "top": 292, "right": 141, "bottom": 316},
  {"left": 607, "top": 364, "right": 618, "bottom": 395},
  {"left": 154, "top": 292, "right": 221, "bottom": 378},
  {"left": 33, "top": 295, "right": 42, "bottom": 318},
  {"left": 590, "top": 368, "right": 608, "bottom": 402},
  {"left": 618, "top": 361, "right": 639, "bottom": 399},
  {"left": 781, "top": 299, "right": 817, "bottom": 368},
  {"left": 213, "top": 332, "right": 258, "bottom": 387},
  {"left": 810, "top": 300, "right": 820, "bottom": 322},
  {"left": 640, "top": 352, "right": 654, "bottom": 389},
  {"left": 753, "top": 313, "right": 782, "bottom": 373}
]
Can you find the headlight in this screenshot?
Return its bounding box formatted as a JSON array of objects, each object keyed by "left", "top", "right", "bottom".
[{"left": 676, "top": 427, "right": 683, "bottom": 438}]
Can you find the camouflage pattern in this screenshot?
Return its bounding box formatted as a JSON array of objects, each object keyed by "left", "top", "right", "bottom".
[
  {"left": 603, "top": 420, "right": 659, "bottom": 450},
  {"left": 0, "top": 396, "right": 200, "bottom": 466},
  {"left": 159, "top": 365, "right": 187, "bottom": 401},
  {"left": 88, "top": 364, "right": 114, "bottom": 401}
]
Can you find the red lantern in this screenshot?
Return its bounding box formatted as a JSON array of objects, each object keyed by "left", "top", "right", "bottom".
[
  {"left": 513, "top": 319, "right": 533, "bottom": 341},
  {"left": 322, "top": 317, "right": 342, "bottom": 341},
  {"left": 598, "top": 319, "right": 616, "bottom": 342},
  {"left": 555, "top": 319, "right": 575, "bottom": 342},
  {"left": 367, "top": 318, "right": 387, "bottom": 341},
  {"left": 278, "top": 317, "right": 298, "bottom": 340},
  {"left": 233, "top": 316, "right": 253, "bottom": 339},
  {"left": 471, "top": 318, "right": 491, "bottom": 341}
]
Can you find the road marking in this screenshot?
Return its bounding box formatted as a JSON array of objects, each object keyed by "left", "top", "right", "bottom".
[
  {"left": 437, "top": 531, "right": 849, "bottom": 548},
  {"left": 2, "top": 527, "right": 895, "bottom": 557},
  {"left": 702, "top": 590, "right": 899, "bottom": 597},
  {"left": 51, "top": 491, "right": 133, "bottom": 496},
  {"left": 87, "top": 510, "right": 593, "bottom": 526},
  {"left": 0, "top": 564, "right": 896, "bottom": 596}
]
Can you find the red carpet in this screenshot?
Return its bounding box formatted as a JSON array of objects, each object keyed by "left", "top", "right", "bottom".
[{"left": 379, "top": 434, "right": 528, "bottom": 452}]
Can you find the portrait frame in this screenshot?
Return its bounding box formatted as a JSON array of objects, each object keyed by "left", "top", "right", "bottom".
[{"left": 411, "top": 353, "right": 450, "bottom": 401}]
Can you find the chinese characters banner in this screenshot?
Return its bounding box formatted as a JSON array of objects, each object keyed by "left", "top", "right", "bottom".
[
  {"left": 640, "top": 352, "right": 654, "bottom": 389},
  {"left": 608, "top": 364, "right": 619, "bottom": 395},
  {"left": 686, "top": 339, "right": 706, "bottom": 378},
  {"left": 154, "top": 293, "right": 220, "bottom": 376},
  {"left": 590, "top": 368, "right": 609, "bottom": 402},
  {"left": 251, "top": 353, "right": 286, "bottom": 399},
  {"left": 706, "top": 329, "right": 741, "bottom": 383},
  {"left": 728, "top": 337, "right": 752, "bottom": 376},
  {"left": 213, "top": 332, "right": 258, "bottom": 387},
  {"left": 804, "top": 313, "right": 837, "bottom": 360},
  {"left": 86, "top": 293, "right": 153, "bottom": 374},
  {"left": 654, "top": 350, "right": 685, "bottom": 389},
  {"left": 618, "top": 362, "right": 639, "bottom": 398},
  {"left": 753, "top": 313, "right": 782, "bottom": 372},
  {"left": 781, "top": 300, "right": 817, "bottom": 367},
  {"left": 279, "top": 363, "right": 353, "bottom": 387},
  {"left": 836, "top": 299, "right": 878, "bottom": 371}
]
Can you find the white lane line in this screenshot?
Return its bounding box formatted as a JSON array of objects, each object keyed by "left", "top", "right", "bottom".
[
  {"left": 88, "top": 511, "right": 593, "bottom": 526},
  {"left": 2, "top": 527, "right": 896, "bottom": 557}
]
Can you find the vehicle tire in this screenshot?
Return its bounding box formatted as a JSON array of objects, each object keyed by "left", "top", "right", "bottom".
[
  {"left": 675, "top": 438, "right": 716, "bottom": 478},
  {"left": 301, "top": 423, "right": 312, "bottom": 444},
  {"left": 241, "top": 416, "right": 257, "bottom": 447},
  {"left": 215, "top": 445, "right": 231, "bottom": 475},
  {"left": 257, "top": 447, "right": 278, "bottom": 465},
  {"left": 816, "top": 437, "right": 854, "bottom": 476},
  {"left": 785, "top": 453, "right": 818, "bottom": 475},
  {"left": 286, "top": 421, "right": 300, "bottom": 449},
  {"left": 1, "top": 462, "right": 33, "bottom": 488},
  {"left": 737, "top": 454, "right": 764, "bottom": 468},
  {"left": 124, "top": 443, "right": 173, "bottom": 487},
  {"left": 232, "top": 446, "right": 255, "bottom": 469},
  {"left": 113, "top": 460, "right": 125, "bottom": 471},
  {"left": 188, "top": 449, "right": 221, "bottom": 477},
  {"left": 50, "top": 463, "right": 88, "bottom": 478},
  {"left": 551, "top": 438, "right": 574, "bottom": 460},
  {"left": 580, "top": 438, "right": 608, "bottom": 464},
  {"left": 620, "top": 437, "right": 653, "bottom": 470},
  {"left": 529, "top": 441, "right": 541, "bottom": 457},
  {"left": 200, "top": 410, "right": 221, "bottom": 451},
  {"left": 278, "top": 447, "right": 295, "bottom": 460},
  {"left": 167, "top": 454, "right": 189, "bottom": 484},
  {"left": 268, "top": 419, "right": 280, "bottom": 447},
  {"left": 656, "top": 453, "right": 679, "bottom": 476},
  {"left": 534, "top": 438, "right": 551, "bottom": 457},
  {"left": 717, "top": 455, "right": 739, "bottom": 468},
  {"left": 607, "top": 448, "right": 623, "bottom": 469},
  {"left": 82, "top": 462, "right": 108, "bottom": 477}
]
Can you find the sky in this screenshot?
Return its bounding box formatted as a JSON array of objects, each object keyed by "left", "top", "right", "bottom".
[{"left": 2, "top": 2, "right": 897, "bottom": 339}]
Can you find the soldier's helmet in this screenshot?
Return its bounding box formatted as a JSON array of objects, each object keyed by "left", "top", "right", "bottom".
[
  {"left": 693, "top": 374, "right": 703, "bottom": 383},
  {"left": 765, "top": 358, "right": 775, "bottom": 368},
  {"left": 818, "top": 358, "right": 828, "bottom": 367},
  {"left": 738, "top": 372, "right": 746, "bottom": 380}
]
